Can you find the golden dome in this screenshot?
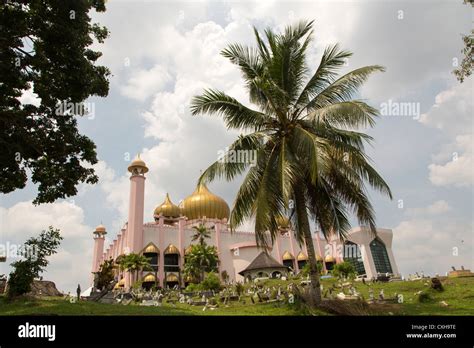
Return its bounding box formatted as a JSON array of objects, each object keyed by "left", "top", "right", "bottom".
[
  {"left": 184, "top": 245, "right": 193, "bottom": 255},
  {"left": 282, "top": 251, "right": 294, "bottom": 261},
  {"left": 325, "top": 255, "right": 335, "bottom": 263},
  {"left": 297, "top": 251, "right": 308, "bottom": 261},
  {"left": 316, "top": 254, "right": 323, "bottom": 262},
  {"left": 276, "top": 215, "right": 291, "bottom": 229},
  {"left": 164, "top": 244, "right": 180, "bottom": 255},
  {"left": 166, "top": 273, "right": 179, "bottom": 282},
  {"left": 180, "top": 183, "right": 230, "bottom": 221},
  {"left": 142, "top": 243, "right": 159, "bottom": 254},
  {"left": 154, "top": 193, "right": 180, "bottom": 218},
  {"left": 94, "top": 224, "right": 107, "bottom": 234},
  {"left": 127, "top": 154, "right": 149, "bottom": 174},
  {"left": 143, "top": 273, "right": 156, "bottom": 282}
]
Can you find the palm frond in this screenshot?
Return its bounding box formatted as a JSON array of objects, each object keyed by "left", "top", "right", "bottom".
[
  {"left": 190, "top": 89, "right": 271, "bottom": 130},
  {"left": 294, "top": 44, "right": 353, "bottom": 113},
  {"left": 197, "top": 131, "right": 267, "bottom": 185},
  {"left": 306, "top": 100, "right": 379, "bottom": 128},
  {"left": 304, "top": 65, "right": 385, "bottom": 110}
]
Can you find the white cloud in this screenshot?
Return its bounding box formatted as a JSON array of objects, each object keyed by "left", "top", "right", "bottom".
[
  {"left": 393, "top": 212, "right": 473, "bottom": 277},
  {"left": 120, "top": 65, "right": 172, "bottom": 101},
  {"left": 405, "top": 200, "right": 452, "bottom": 217},
  {"left": 419, "top": 78, "right": 473, "bottom": 188},
  {"left": 419, "top": 78, "right": 473, "bottom": 135},
  {"left": 428, "top": 134, "right": 473, "bottom": 187}
]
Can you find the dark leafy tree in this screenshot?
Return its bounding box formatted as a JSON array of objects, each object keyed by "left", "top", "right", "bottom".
[
  {"left": 94, "top": 258, "right": 115, "bottom": 291},
  {"left": 453, "top": 0, "right": 473, "bottom": 83},
  {"left": 0, "top": 0, "right": 110, "bottom": 204}
]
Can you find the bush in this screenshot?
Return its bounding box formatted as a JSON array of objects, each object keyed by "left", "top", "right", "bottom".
[
  {"left": 185, "top": 283, "right": 199, "bottom": 292},
  {"left": 200, "top": 272, "right": 221, "bottom": 291},
  {"left": 300, "top": 262, "right": 323, "bottom": 277},
  {"left": 418, "top": 292, "right": 433, "bottom": 303},
  {"left": 332, "top": 262, "right": 356, "bottom": 280}
]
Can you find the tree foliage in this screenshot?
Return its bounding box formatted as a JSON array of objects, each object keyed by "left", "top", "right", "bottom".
[
  {"left": 332, "top": 261, "right": 357, "bottom": 280},
  {"left": 7, "top": 226, "right": 63, "bottom": 298},
  {"left": 115, "top": 253, "right": 151, "bottom": 283},
  {"left": 94, "top": 258, "right": 115, "bottom": 290},
  {"left": 453, "top": 1, "right": 473, "bottom": 83},
  {"left": 183, "top": 244, "right": 219, "bottom": 283},
  {"left": 191, "top": 223, "right": 211, "bottom": 246},
  {"left": 0, "top": 0, "right": 110, "bottom": 204}
]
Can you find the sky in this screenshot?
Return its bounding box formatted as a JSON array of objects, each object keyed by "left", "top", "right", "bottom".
[{"left": 0, "top": 0, "right": 472, "bottom": 293}]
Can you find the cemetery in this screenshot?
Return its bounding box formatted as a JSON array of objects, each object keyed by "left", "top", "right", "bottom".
[{"left": 1, "top": 269, "right": 472, "bottom": 316}]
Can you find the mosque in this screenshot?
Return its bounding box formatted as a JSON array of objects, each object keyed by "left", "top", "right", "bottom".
[{"left": 91, "top": 155, "right": 400, "bottom": 290}]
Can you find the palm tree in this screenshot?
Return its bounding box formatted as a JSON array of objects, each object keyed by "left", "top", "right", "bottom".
[
  {"left": 183, "top": 244, "right": 219, "bottom": 283},
  {"left": 191, "top": 223, "right": 211, "bottom": 246},
  {"left": 116, "top": 253, "right": 151, "bottom": 284},
  {"left": 190, "top": 20, "right": 392, "bottom": 306}
]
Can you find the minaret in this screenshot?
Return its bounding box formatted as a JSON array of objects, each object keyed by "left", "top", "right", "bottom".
[
  {"left": 91, "top": 224, "right": 107, "bottom": 282},
  {"left": 126, "top": 154, "right": 148, "bottom": 254}
]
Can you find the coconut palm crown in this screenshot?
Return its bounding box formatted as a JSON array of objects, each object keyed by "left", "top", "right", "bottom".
[{"left": 190, "top": 20, "right": 392, "bottom": 304}]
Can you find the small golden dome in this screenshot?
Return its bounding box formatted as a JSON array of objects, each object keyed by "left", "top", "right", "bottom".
[
  {"left": 164, "top": 244, "right": 180, "bottom": 255},
  {"left": 282, "top": 251, "right": 294, "bottom": 261},
  {"left": 184, "top": 245, "right": 193, "bottom": 255},
  {"left": 143, "top": 273, "right": 156, "bottom": 282},
  {"left": 181, "top": 183, "right": 230, "bottom": 221},
  {"left": 325, "top": 255, "right": 335, "bottom": 263},
  {"left": 154, "top": 193, "right": 180, "bottom": 218},
  {"left": 297, "top": 251, "right": 308, "bottom": 261},
  {"left": 166, "top": 273, "right": 179, "bottom": 282},
  {"left": 316, "top": 254, "right": 323, "bottom": 262},
  {"left": 142, "top": 243, "right": 159, "bottom": 254},
  {"left": 114, "top": 278, "right": 125, "bottom": 289},
  {"left": 94, "top": 224, "right": 107, "bottom": 234},
  {"left": 276, "top": 215, "right": 290, "bottom": 229},
  {"left": 127, "top": 154, "right": 149, "bottom": 174}
]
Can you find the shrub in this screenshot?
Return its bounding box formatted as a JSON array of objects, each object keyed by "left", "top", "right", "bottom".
[
  {"left": 332, "top": 262, "right": 356, "bottom": 280},
  {"left": 200, "top": 272, "right": 221, "bottom": 291},
  {"left": 185, "top": 283, "right": 199, "bottom": 292},
  {"left": 300, "top": 262, "right": 323, "bottom": 277},
  {"left": 418, "top": 292, "right": 433, "bottom": 303}
]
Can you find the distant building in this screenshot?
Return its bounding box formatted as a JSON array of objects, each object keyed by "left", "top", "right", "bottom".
[{"left": 91, "top": 155, "right": 400, "bottom": 290}]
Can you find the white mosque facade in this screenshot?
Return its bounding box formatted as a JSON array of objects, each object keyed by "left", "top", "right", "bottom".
[{"left": 91, "top": 156, "right": 400, "bottom": 290}]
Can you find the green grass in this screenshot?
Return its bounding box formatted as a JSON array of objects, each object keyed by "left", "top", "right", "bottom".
[
  {"left": 0, "top": 295, "right": 309, "bottom": 316},
  {"left": 0, "top": 277, "right": 472, "bottom": 316}
]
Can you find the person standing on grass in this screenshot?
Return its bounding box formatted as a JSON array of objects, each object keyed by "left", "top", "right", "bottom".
[{"left": 76, "top": 284, "right": 81, "bottom": 301}]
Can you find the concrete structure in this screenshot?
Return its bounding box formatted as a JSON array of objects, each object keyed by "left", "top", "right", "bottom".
[{"left": 91, "top": 156, "right": 400, "bottom": 290}]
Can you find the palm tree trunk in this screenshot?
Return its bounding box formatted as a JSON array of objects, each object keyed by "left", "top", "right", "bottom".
[{"left": 294, "top": 184, "right": 322, "bottom": 306}]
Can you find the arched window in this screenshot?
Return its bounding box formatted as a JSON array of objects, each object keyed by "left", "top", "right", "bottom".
[
  {"left": 343, "top": 241, "right": 366, "bottom": 275},
  {"left": 370, "top": 238, "right": 393, "bottom": 274},
  {"left": 271, "top": 271, "right": 282, "bottom": 279},
  {"left": 164, "top": 244, "right": 180, "bottom": 272},
  {"left": 142, "top": 243, "right": 159, "bottom": 272},
  {"left": 282, "top": 251, "right": 295, "bottom": 270}
]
